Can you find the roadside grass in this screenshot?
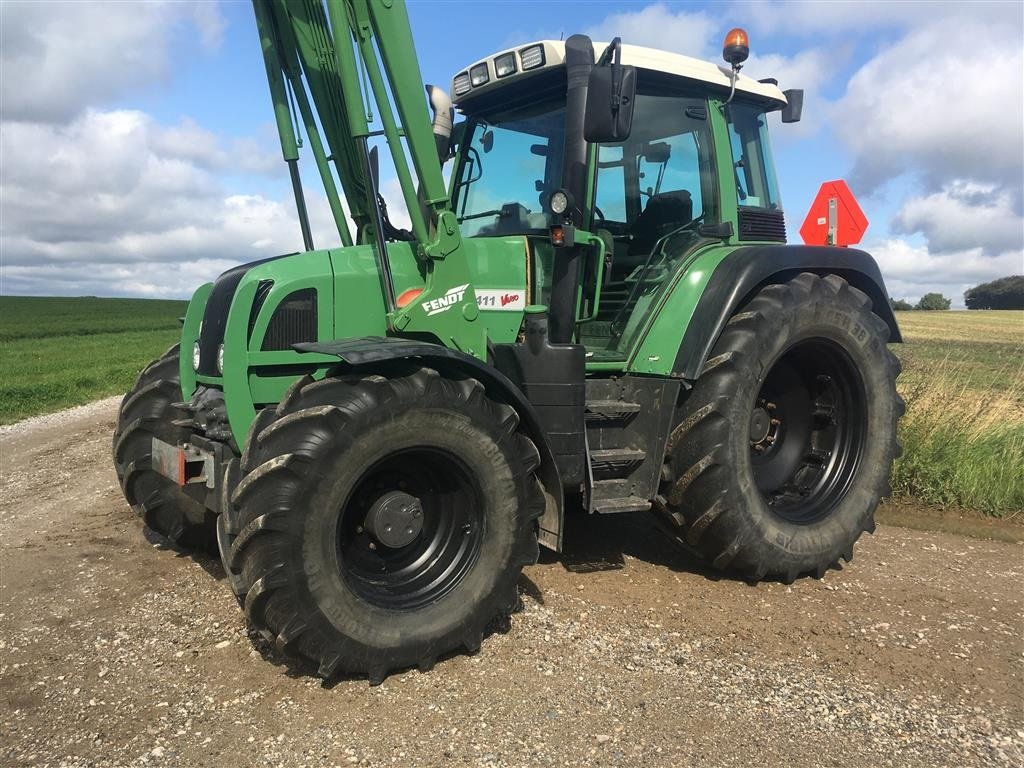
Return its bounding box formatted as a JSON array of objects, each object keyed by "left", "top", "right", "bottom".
[
  {"left": 890, "top": 310, "right": 1024, "bottom": 517},
  {"left": 0, "top": 297, "right": 186, "bottom": 424}
]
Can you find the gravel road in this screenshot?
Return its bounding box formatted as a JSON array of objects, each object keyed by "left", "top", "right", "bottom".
[{"left": 1, "top": 399, "right": 1022, "bottom": 768}]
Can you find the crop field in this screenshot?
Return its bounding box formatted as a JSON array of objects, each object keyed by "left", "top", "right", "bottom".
[
  {"left": 0, "top": 296, "right": 187, "bottom": 424},
  {"left": 1, "top": 297, "right": 1021, "bottom": 515},
  {"left": 890, "top": 310, "right": 1023, "bottom": 516}
]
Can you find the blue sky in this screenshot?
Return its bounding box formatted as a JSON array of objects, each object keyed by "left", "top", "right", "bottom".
[{"left": 1, "top": 1, "right": 1021, "bottom": 306}]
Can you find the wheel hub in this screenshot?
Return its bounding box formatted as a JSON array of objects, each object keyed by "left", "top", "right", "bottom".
[
  {"left": 749, "top": 399, "right": 780, "bottom": 453},
  {"left": 364, "top": 491, "right": 423, "bottom": 549}
]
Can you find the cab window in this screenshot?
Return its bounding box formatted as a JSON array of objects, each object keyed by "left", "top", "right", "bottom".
[
  {"left": 725, "top": 102, "right": 781, "bottom": 209},
  {"left": 581, "top": 90, "right": 717, "bottom": 359}
]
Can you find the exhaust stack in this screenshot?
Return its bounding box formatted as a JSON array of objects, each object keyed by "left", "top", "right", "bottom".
[{"left": 425, "top": 85, "right": 454, "bottom": 164}]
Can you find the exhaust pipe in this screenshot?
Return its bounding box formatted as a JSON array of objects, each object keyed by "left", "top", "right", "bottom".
[
  {"left": 425, "top": 84, "right": 454, "bottom": 164},
  {"left": 548, "top": 34, "right": 594, "bottom": 345}
]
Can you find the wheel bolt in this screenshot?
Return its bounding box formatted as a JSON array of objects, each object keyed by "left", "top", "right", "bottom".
[
  {"left": 766, "top": 402, "right": 777, "bottom": 411},
  {"left": 770, "top": 418, "right": 781, "bottom": 426},
  {"left": 356, "top": 525, "right": 364, "bottom": 534},
  {"left": 368, "top": 541, "right": 377, "bottom": 551},
  {"left": 753, "top": 444, "right": 765, "bottom": 452}
]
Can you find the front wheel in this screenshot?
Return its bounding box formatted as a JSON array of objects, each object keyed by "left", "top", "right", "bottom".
[
  {"left": 220, "top": 367, "right": 545, "bottom": 683},
  {"left": 656, "top": 273, "right": 903, "bottom": 582}
]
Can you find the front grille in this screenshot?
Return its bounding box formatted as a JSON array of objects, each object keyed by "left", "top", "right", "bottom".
[
  {"left": 261, "top": 288, "right": 317, "bottom": 351},
  {"left": 248, "top": 280, "right": 274, "bottom": 342},
  {"left": 196, "top": 255, "right": 287, "bottom": 376},
  {"left": 738, "top": 207, "right": 787, "bottom": 242}
]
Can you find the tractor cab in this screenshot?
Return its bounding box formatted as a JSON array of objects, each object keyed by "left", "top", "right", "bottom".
[{"left": 449, "top": 39, "right": 796, "bottom": 362}]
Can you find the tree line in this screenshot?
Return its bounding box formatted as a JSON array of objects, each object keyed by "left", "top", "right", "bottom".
[{"left": 889, "top": 275, "right": 1023, "bottom": 311}]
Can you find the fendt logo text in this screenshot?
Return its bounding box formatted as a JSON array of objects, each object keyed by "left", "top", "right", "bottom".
[{"left": 422, "top": 284, "right": 470, "bottom": 316}]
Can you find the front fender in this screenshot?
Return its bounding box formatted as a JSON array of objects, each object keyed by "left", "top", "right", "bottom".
[{"left": 295, "top": 337, "right": 566, "bottom": 552}]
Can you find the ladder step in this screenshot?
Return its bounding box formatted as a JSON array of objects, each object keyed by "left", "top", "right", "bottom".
[
  {"left": 593, "top": 496, "right": 652, "bottom": 514},
  {"left": 589, "top": 448, "right": 646, "bottom": 479},
  {"left": 585, "top": 400, "right": 642, "bottom": 422}
]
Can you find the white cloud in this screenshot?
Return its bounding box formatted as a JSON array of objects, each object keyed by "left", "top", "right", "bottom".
[
  {"left": 734, "top": 0, "right": 1021, "bottom": 36},
  {"left": 870, "top": 237, "right": 1023, "bottom": 307},
  {"left": 585, "top": 4, "right": 718, "bottom": 60},
  {"left": 0, "top": 0, "right": 225, "bottom": 123},
  {"left": 832, "top": 18, "right": 1023, "bottom": 193},
  {"left": 892, "top": 182, "right": 1024, "bottom": 257},
  {"left": 0, "top": 109, "right": 343, "bottom": 298}
]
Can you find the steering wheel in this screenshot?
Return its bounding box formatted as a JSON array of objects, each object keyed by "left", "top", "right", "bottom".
[{"left": 593, "top": 206, "right": 606, "bottom": 225}]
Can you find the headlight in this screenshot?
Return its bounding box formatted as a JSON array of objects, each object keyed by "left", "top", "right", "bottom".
[
  {"left": 192, "top": 342, "right": 201, "bottom": 371},
  {"left": 216, "top": 343, "right": 225, "bottom": 374},
  {"left": 469, "top": 63, "right": 489, "bottom": 87},
  {"left": 519, "top": 44, "right": 545, "bottom": 70},
  {"left": 494, "top": 52, "right": 516, "bottom": 78},
  {"left": 452, "top": 72, "right": 471, "bottom": 96},
  {"left": 549, "top": 189, "right": 570, "bottom": 215}
]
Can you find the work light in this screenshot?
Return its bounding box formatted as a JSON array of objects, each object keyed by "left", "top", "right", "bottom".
[
  {"left": 452, "top": 72, "right": 471, "bottom": 96},
  {"left": 217, "top": 343, "right": 225, "bottom": 374},
  {"left": 192, "top": 342, "right": 201, "bottom": 371},
  {"left": 520, "top": 44, "right": 545, "bottom": 70},
  {"left": 494, "top": 52, "right": 516, "bottom": 78},
  {"left": 549, "top": 189, "right": 571, "bottom": 215},
  {"left": 470, "top": 63, "right": 489, "bottom": 87}
]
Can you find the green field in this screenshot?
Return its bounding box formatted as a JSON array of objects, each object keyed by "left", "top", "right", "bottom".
[
  {"left": 0, "top": 296, "right": 187, "bottom": 423},
  {"left": 2, "top": 297, "right": 1021, "bottom": 515},
  {"left": 890, "top": 310, "right": 1023, "bottom": 516}
]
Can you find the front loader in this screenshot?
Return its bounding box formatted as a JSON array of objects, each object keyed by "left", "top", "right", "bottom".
[{"left": 113, "top": 3, "right": 902, "bottom": 683}]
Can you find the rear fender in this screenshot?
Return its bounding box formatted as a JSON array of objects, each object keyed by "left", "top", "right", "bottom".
[
  {"left": 672, "top": 245, "right": 902, "bottom": 380},
  {"left": 294, "top": 337, "right": 566, "bottom": 552}
]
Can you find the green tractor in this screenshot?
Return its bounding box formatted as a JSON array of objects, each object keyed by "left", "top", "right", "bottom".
[{"left": 113, "top": 1, "right": 902, "bottom": 683}]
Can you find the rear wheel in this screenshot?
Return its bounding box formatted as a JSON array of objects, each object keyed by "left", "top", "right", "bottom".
[
  {"left": 112, "top": 345, "right": 215, "bottom": 549},
  {"left": 655, "top": 273, "right": 903, "bottom": 582},
  {"left": 221, "top": 367, "right": 544, "bottom": 683}
]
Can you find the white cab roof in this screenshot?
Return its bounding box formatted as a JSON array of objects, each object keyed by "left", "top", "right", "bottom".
[{"left": 452, "top": 40, "right": 788, "bottom": 107}]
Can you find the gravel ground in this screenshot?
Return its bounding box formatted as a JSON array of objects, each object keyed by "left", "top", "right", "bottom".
[{"left": 1, "top": 399, "right": 1022, "bottom": 768}]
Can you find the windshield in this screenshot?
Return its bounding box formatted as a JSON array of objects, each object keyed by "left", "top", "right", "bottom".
[
  {"left": 725, "top": 102, "right": 780, "bottom": 209},
  {"left": 452, "top": 102, "right": 565, "bottom": 237}
]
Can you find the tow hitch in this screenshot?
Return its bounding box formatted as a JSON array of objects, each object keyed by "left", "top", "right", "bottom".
[{"left": 151, "top": 437, "right": 215, "bottom": 488}]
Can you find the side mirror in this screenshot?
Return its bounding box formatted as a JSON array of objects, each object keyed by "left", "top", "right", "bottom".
[
  {"left": 781, "top": 89, "right": 804, "bottom": 123},
  {"left": 584, "top": 39, "right": 636, "bottom": 143}
]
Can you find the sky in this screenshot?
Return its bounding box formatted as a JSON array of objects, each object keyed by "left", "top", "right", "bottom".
[{"left": 1, "top": 0, "right": 1021, "bottom": 307}]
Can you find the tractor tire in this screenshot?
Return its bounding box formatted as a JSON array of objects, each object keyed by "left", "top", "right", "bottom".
[
  {"left": 112, "top": 344, "right": 216, "bottom": 549},
  {"left": 220, "top": 367, "right": 544, "bottom": 683},
  {"left": 655, "top": 272, "right": 903, "bottom": 583}
]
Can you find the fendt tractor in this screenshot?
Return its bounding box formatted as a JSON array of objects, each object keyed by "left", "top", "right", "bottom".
[{"left": 113, "top": 1, "right": 903, "bottom": 682}]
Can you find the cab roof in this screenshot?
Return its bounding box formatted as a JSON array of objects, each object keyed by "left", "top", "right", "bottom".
[{"left": 451, "top": 39, "right": 789, "bottom": 109}]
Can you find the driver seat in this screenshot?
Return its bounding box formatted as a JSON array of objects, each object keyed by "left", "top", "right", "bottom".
[{"left": 627, "top": 190, "right": 693, "bottom": 257}]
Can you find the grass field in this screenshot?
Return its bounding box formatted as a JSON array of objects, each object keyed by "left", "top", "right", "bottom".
[
  {"left": 1, "top": 297, "right": 1021, "bottom": 515},
  {"left": 0, "top": 297, "right": 186, "bottom": 423},
  {"left": 889, "top": 310, "right": 1023, "bottom": 516}
]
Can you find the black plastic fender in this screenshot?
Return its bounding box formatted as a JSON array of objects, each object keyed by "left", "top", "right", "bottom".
[
  {"left": 673, "top": 245, "right": 902, "bottom": 380},
  {"left": 293, "top": 337, "right": 565, "bottom": 551}
]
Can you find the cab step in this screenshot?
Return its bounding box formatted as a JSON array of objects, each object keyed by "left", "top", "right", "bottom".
[
  {"left": 589, "top": 448, "right": 646, "bottom": 479},
  {"left": 584, "top": 400, "right": 642, "bottom": 423},
  {"left": 592, "top": 496, "right": 652, "bottom": 514}
]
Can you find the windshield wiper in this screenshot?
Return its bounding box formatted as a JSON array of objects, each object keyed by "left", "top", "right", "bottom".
[{"left": 457, "top": 208, "right": 503, "bottom": 223}]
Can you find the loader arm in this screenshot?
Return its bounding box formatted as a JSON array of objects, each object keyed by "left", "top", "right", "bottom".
[{"left": 254, "top": 0, "right": 485, "bottom": 356}]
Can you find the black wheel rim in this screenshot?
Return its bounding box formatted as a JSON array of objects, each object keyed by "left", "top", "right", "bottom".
[
  {"left": 749, "top": 338, "right": 867, "bottom": 524},
  {"left": 336, "top": 448, "right": 485, "bottom": 610}
]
